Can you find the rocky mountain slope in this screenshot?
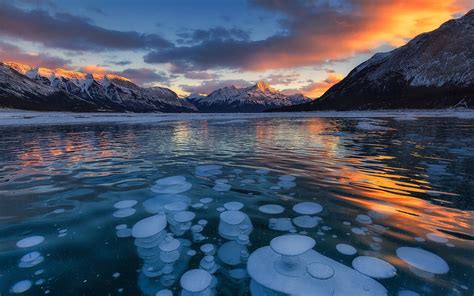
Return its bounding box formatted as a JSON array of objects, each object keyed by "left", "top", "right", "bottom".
[
  {"left": 187, "top": 80, "right": 311, "bottom": 112},
  {"left": 275, "top": 10, "right": 474, "bottom": 111},
  {"left": 0, "top": 62, "right": 197, "bottom": 112}
]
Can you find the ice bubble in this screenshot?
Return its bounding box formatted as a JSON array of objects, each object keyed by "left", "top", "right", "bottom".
[
  {"left": 336, "top": 244, "right": 357, "bottom": 255},
  {"left": 351, "top": 227, "right": 366, "bottom": 235},
  {"left": 180, "top": 269, "right": 212, "bottom": 293},
  {"left": 200, "top": 244, "right": 215, "bottom": 256},
  {"left": 258, "top": 204, "right": 284, "bottom": 214},
  {"left": 159, "top": 237, "right": 181, "bottom": 252},
  {"left": 355, "top": 214, "right": 373, "bottom": 224},
  {"left": 396, "top": 247, "right": 449, "bottom": 274},
  {"left": 277, "top": 181, "right": 296, "bottom": 188},
  {"left": 114, "top": 200, "right": 137, "bottom": 209},
  {"left": 215, "top": 179, "right": 229, "bottom": 184},
  {"left": 143, "top": 194, "right": 191, "bottom": 214},
  {"left": 20, "top": 251, "right": 41, "bottom": 263},
  {"left": 10, "top": 280, "right": 32, "bottom": 294},
  {"left": 53, "top": 208, "right": 65, "bottom": 214},
  {"left": 217, "top": 241, "right": 244, "bottom": 266},
  {"left": 216, "top": 207, "right": 226, "bottom": 212},
  {"left": 164, "top": 201, "right": 188, "bottom": 212},
  {"left": 232, "top": 168, "right": 243, "bottom": 174},
  {"left": 270, "top": 186, "right": 281, "bottom": 190},
  {"left": 414, "top": 237, "right": 425, "bottom": 242},
  {"left": 115, "top": 224, "right": 127, "bottom": 230},
  {"left": 192, "top": 203, "right": 204, "bottom": 209},
  {"left": 398, "top": 290, "right": 420, "bottom": 296},
  {"left": 35, "top": 279, "right": 44, "bottom": 285},
  {"left": 113, "top": 208, "right": 136, "bottom": 218},
  {"left": 293, "top": 215, "right": 319, "bottom": 228},
  {"left": 173, "top": 211, "right": 195, "bottom": 223},
  {"left": 112, "top": 272, "right": 120, "bottom": 278},
  {"left": 224, "top": 201, "right": 244, "bottom": 211},
  {"left": 198, "top": 219, "right": 208, "bottom": 226},
  {"left": 132, "top": 214, "right": 167, "bottom": 238},
  {"left": 116, "top": 228, "right": 132, "bottom": 238},
  {"left": 229, "top": 268, "right": 249, "bottom": 279},
  {"left": 155, "top": 289, "right": 173, "bottom": 296},
  {"left": 256, "top": 169, "right": 270, "bottom": 174},
  {"left": 187, "top": 250, "right": 197, "bottom": 256},
  {"left": 293, "top": 202, "right": 323, "bottom": 215},
  {"left": 151, "top": 176, "right": 192, "bottom": 194},
  {"left": 426, "top": 233, "right": 449, "bottom": 243},
  {"left": 307, "top": 262, "right": 335, "bottom": 279},
  {"left": 213, "top": 183, "right": 231, "bottom": 192},
  {"left": 270, "top": 234, "right": 315, "bottom": 256},
  {"left": 279, "top": 175, "right": 296, "bottom": 182},
  {"left": 269, "top": 218, "right": 295, "bottom": 231},
  {"left": 352, "top": 256, "right": 397, "bottom": 279},
  {"left": 219, "top": 210, "right": 253, "bottom": 240},
  {"left": 200, "top": 198, "right": 213, "bottom": 204},
  {"left": 343, "top": 221, "right": 351, "bottom": 226},
  {"left": 200, "top": 255, "right": 218, "bottom": 274},
  {"left": 16, "top": 236, "right": 44, "bottom": 248},
  {"left": 195, "top": 164, "right": 223, "bottom": 177},
  {"left": 18, "top": 252, "right": 44, "bottom": 268},
  {"left": 220, "top": 210, "right": 245, "bottom": 225},
  {"left": 241, "top": 178, "right": 255, "bottom": 184}
]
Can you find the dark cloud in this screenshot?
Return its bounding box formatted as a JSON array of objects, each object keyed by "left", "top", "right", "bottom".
[
  {"left": 180, "top": 79, "right": 252, "bottom": 94},
  {"left": 183, "top": 71, "right": 221, "bottom": 80},
  {"left": 107, "top": 60, "right": 132, "bottom": 66},
  {"left": 145, "top": 0, "right": 467, "bottom": 71},
  {"left": 0, "top": 41, "right": 70, "bottom": 68},
  {"left": 0, "top": 3, "right": 172, "bottom": 51},
  {"left": 177, "top": 27, "right": 250, "bottom": 45},
  {"left": 264, "top": 73, "right": 300, "bottom": 85},
  {"left": 115, "top": 68, "right": 172, "bottom": 85}
]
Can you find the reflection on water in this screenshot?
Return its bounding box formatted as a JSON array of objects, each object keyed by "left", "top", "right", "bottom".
[{"left": 0, "top": 117, "right": 473, "bottom": 295}]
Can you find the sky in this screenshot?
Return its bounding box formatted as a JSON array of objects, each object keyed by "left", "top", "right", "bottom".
[{"left": 0, "top": 0, "right": 471, "bottom": 98}]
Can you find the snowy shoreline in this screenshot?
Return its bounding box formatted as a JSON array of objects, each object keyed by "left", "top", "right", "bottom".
[{"left": 0, "top": 108, "right": 473, "bottom": 126}]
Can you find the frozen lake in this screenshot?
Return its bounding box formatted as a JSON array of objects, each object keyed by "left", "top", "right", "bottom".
[{"left": 0, "top": 113, "right": 473, "bottom": 295}]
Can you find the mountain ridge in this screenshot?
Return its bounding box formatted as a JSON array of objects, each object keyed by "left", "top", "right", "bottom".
[
  {"left": 186, "top": 79, "right": 311, "bottom": 112},
  {"left": 0, "top": 62, "right": 197, "bottom": 112},
  {"left": 272, "top": 10, "right": 474, "bottom": 111}
]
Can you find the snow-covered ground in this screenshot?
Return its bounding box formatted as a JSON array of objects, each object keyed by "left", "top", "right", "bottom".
[{"left": 0, "top": 109, "right": 473, "bottom": 126}]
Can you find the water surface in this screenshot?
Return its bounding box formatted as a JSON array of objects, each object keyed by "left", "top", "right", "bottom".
[{"left": 0, "top": 116, "right": 472, "bottom": 295}]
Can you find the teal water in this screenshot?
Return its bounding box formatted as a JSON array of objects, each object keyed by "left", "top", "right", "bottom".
[{"left": 0, "top": 117, "right": 472, "bottom": 295}]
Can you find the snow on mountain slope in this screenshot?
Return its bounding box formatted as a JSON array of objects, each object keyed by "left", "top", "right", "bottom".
[
  {"left": 187, "top": 80, "right": 311, "bottom": 112},
  {"left": 276, "top": 10, "right": 474, "bottom": 111},
  {"left": 1, "top": 62, "right": 197, "bottom": 112}
]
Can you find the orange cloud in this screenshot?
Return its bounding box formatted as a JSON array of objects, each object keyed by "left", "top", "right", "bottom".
[
  {"left": 248, "top": 1, "right": 468, "bottom": 70},
  {"left": 301, "top": 72, "right": 344, "bottom": 98},
  {"left": 80, "top": 64, "right": 107, "bottom": 75},
  {"left": 282, "top": 71, "right": 344, "bottom": 98}
]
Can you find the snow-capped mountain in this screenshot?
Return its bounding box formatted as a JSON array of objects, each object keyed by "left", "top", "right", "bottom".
[
  {"left": 187, "top": 80, "right": 311, "bottom": 112},
  {"left": 276, "top": 10, "right": 474, "bottom": 111},
  {"left": 0, "top": 62, "right": 197, "bottom": 112}
]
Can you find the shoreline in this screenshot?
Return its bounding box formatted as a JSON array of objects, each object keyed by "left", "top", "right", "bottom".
[{"left": 0, "top": 108, "right": 473, "bottom": 126}]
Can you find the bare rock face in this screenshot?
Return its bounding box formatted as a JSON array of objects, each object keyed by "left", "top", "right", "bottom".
[
  {"left": 0, "top": 62, "right": 197, "bottom": 112},
  {"left": 277, "top": 10, "right": 474, "bottom": 111},
  {"left": 187, "top": 80, "right": 311, "bottom": 112}
]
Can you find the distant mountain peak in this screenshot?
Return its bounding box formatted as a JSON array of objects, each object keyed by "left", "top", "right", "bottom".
[{"left": 254, "top": 80, "right": 276, "bottom": 93}]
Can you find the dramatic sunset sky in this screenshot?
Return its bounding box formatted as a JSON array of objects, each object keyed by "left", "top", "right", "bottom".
[{"left": 0, "top": 0, "right": 471, "bottom": 97}]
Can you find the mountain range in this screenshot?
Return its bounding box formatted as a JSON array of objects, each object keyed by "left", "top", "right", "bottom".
[
  {"left": 186, "top": 80, "right": 311, "bottom": 112},
  {"left": 0, "top": 62, "right": 197, "bottom": 112},
  {"left": 274, "top": 10, "right": 474, "bottom": 111}
]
